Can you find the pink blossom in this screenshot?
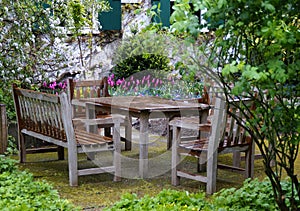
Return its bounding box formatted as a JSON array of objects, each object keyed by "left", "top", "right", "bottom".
[
  {"left": 136, "top": 79, "right": 140, "bottom": 85},
  {"left": 116, "top": 79, "right": 123, "bottom": 86},
  {"left": 62, "top": 81, "right": 67, "bottom": 89},
  {"left": 109, "top": 80, "right": 115, "bottom": 87},
  {"left": 42, "top": 81, "right": 47, "bottom": 87}
]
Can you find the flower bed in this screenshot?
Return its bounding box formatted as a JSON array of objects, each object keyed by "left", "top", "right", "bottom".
[{"left": 107, "top": 74, "right": 203, "bottom": 100}]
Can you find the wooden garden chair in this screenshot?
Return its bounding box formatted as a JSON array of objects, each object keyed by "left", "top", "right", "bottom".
[
  {"left": 170, "top": 97, "right": 254, "bottom": 194},
  {"left": 67, "top": 77, "right": 132, "bottom": 151}
]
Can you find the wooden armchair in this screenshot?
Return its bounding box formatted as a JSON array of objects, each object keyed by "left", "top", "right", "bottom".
[
  {"left": 66, "top": 78, "right": 132, "bottom": 151},
  {"left": 170, "top": 97, "right": 254, "bottom": 194}
]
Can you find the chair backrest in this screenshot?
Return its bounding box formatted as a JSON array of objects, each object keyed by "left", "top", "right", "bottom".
[
  {"left": 66, "top": 77, "right": 110, "bottom": 118},
  {"left": 215, "top": 98, "right": 253, "bottom": 150},
  {"left": 67, "top": 77, "right": 110, "bottom": 101}
]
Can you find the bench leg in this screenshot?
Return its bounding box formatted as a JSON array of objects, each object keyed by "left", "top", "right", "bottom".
[
  {"left": 68, "top": 147, "right": 78, "bottom": 186},
  {"left": 57, "top": 146, "right": 65, "bottom": 160},
  {"left": 19, "top": 133, "right": 26, "bottom": 163}
]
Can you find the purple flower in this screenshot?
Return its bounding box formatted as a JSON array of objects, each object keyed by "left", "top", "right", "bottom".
[
  {"left": 116, "top": 79, "right": 123, "bottom": 86},
  {"left": 109, "top": 80, "right": 115, "bottom": 87},
  {"left": 62, "top": 81, "right": 67, "bottom": 89},
  {"left": 42, "top": 81, "right": 47, "bottom": 87}
]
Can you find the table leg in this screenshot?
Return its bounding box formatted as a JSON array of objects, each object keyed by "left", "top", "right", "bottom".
[{"left": 139, "top": 111, "right": 149, "bottom": 178}]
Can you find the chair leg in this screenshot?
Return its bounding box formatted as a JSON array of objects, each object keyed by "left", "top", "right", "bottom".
[
  {"left": 245, "top": 143, "right": 255, "bottom": 178},
  {"left": 233, "top": 151, "right": 241, "bottom": 167},
  {"left": 171, "top": 126, "right": 181, "bottom": 186},
  {"left": 206, "top": 151, "right": 218, "bottom": 195},
  {"left": 113, "top": 122, "right": 121, "bottom": 182}
]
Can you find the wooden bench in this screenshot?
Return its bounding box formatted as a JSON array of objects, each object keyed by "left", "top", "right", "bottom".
[{"left": 12, "top": 84, "right": 123, "bottom": 186}]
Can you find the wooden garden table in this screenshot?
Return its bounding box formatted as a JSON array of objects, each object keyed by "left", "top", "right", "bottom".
[{"left": 79, "top": 96, "right": 210, "bottom": 178}]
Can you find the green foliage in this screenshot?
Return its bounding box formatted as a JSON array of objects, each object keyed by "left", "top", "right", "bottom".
[
  {"left": 104, "top": 178, "right": 300, "bottom": 211},
  {"left": 111, "top": 31, "right": 172, "bottom": 80},
  {"left": 170, "top": 0, "right": 204, "bottom": 38},
  {"left": 112, "top": 53, "right": 171, "bottom": 80},
  {"left": 212, "top": 178, "right": 300, "bottom": 211},
  {"left": 212, "top": 178, "right": 278, "bottom": 211},
  {"left": 0, "top": 157, "right": 79, "bottom": 210},
  {"left": 0, "top": 155, "right": 17, "bottom": 174},
  {"left": 104, "top": 189, "right": 209, "bottom": 211},
  {"left": 169, "top": 0, "right": 300, "bottom": 209},
  {"left": 68, "top": 0, "right": 89, "bottom": 35},
  {"left": 5, "top": 136, "right": 18, "bottom": 156}
]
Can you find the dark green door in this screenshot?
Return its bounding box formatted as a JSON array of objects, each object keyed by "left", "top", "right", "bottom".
[
  {"left": 151, "top": 0, "right": 171, "bottom": 27},
  {"left": 98, "top": 0, "right": 121, "bottom": 30}
]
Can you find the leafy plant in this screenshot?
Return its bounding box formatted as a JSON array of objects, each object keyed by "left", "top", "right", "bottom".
[
  {"left": 212, "top": 178, "right": 300, "bottom": 211},
  {"left": 0, "top": 155, "right": 17, "bottom": 174},
  {"left": 5, "top": 136, "right": 18, "bottom": 156},
  {"left": 0, "top": 156, "right": 79, "bottom": 210},
  {"left": 111, "top": 31, "right": 172, "bottom": 80},
  {"left": 104, "top": 189, "right": 209, "bottom": 211}
]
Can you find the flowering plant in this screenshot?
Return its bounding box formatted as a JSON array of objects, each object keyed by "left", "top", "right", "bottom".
[
  {"left": 40, "top": 80, "right": 67, "bottom": 95},
  {"left": 107, "top": 74, "right": 203, "bottom": 100}
]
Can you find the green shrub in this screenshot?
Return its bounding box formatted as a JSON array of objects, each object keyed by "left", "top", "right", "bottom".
[
  {"left": 111, "top": 31, "right": 172, "bottom": 80},
  {"left": 211, "top": 178, "right": 300, "bottom": 210},
  {"left": 105, "top": 178, "right": 299, "bottom": 211},
  {"left": 0, "top": 155, "right": 17, "bottom": 174},
  {"left": 104, "top": 189, "right": 209, "bottom": 211},
  {"left": 0, "top": 156, "right": 79, "bottom": 211},
  {"left": 112, "top": 53, "right": 171, "bottom": 80}
]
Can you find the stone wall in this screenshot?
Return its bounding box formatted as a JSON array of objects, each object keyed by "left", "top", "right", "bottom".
[{"left": 50, "top": 3, "right": 151, "bottom": 82}]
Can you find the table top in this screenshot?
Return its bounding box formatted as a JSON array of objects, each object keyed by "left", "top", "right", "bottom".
[{"left": 79, "top": 96, "right": 210, "bottom": 113}]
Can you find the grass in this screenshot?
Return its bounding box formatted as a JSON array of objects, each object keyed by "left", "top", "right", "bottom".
[{"left": 12, "top": 132, "right": 300, "bottom": 210}]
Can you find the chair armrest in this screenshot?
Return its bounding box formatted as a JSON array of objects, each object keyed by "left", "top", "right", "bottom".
[
  {"left": 73, "top": 114, "right": 125, "bottom": 126},
  {"left": 71, "top": 99, "right": 86, "bottom": 107}
]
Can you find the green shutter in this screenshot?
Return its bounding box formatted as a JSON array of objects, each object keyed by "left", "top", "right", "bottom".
[
  {"left": 151, "top": 0, "right": 170, "bottom": 27},
  {"left": 98, "top": 0, "right": 121, "bottom": 30}
]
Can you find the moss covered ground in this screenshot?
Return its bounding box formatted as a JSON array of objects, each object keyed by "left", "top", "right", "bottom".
[{"left": 12, "top": 133, "right": 300, "bottom": 210}]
